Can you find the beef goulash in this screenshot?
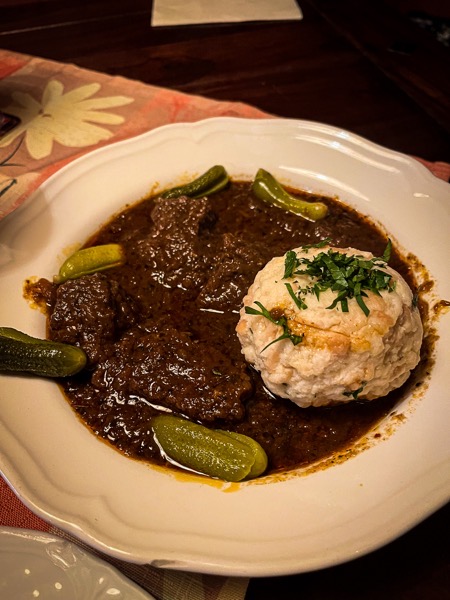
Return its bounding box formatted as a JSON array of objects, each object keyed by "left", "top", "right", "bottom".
[{"left": 11, "top": 167, "right": 426, "bottom": 481}]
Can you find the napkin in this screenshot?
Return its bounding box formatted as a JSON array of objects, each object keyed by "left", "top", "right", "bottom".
[
  {"left": 151, "top": 0, "right": 303, "bottom": 27},
  {"left": 0, "top": 47, "right": 449, "bottom": 600}
]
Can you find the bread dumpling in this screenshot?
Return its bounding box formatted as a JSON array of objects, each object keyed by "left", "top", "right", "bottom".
[{"left": 236, "top": 243, "right": 423, "bottom": 408}]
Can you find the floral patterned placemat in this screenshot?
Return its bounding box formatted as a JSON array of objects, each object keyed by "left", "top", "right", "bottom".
[
  {"left": 0, "top": 49, "right": 268, "bottom": 221},
  {"left": 1, "top": 48, "right": 448, "bottom": 222}
]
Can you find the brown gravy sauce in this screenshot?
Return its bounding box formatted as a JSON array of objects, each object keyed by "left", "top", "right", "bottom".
[{"left": 28, "top": 181, "right": 428, "bottom": 476}]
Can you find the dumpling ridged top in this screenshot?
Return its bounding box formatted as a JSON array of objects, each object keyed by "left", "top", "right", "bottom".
[{"left": 236, "top": 243, "right": 423, "bottom": 408}]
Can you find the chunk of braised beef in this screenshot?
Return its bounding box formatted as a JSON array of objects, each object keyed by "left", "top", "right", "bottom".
[
  {"left": 150, "top": 194, "right": 213, "bottom": 237},
  {"left": 91, "top": 320, "right": 252, "bottom": 424},
  {"left": 25, "top": 277, "right": 57, "bottom": 313},
  {"left": 49, "top": 273, "right": 138, "bottom": 365},
  {"left": 127, "top": 196, "right": 214, "bottom": 290},
  {"left": 197, "top": 233, "right": 267, "bottom": 311}
]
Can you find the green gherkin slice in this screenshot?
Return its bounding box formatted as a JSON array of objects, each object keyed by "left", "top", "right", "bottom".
[
  {"left": 0, "top": 327, "right": 87, "bottom": 377},
  {"left": 252, "top": 168, "right": 328, "bottom": 221},
  {"left": 160, "top": 165, "right": 229, "bottom": 199},
  {"left": 218, "top": 431, "right": 268, "bottom": 479},
  {"left": 54, "top": 243, "right": 125, "bottom": 283},
  {"left": 152, "top": 415, "right": 267, "bottom": 482}
]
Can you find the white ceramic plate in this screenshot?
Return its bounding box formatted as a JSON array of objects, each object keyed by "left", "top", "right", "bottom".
[
  {"left": 0, "top": 527, "right": 155, "bottom": 599},
  {"left": 0, "top": 118, "right": 449, "bottom": 577}
]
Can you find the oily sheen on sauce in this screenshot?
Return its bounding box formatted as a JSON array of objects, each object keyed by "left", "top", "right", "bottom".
[{"left": 28, "top": 181, "right": 424, "bottom": 476}]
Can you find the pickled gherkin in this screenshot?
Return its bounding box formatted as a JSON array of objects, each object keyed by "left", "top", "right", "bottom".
[
  {"left": 161, "top": 165, "right": 229, "bottom": 199},
  {"left": 152, "top": 415, "right": 267, "bottom": 481},
  {"left": 54, "top": 243, "right": 125, "bottom": 283},
  {"left": 0, "top": 327, "right": 87, "bottom": 377},
  {"left": 219, "top": 430, "right": 268, "bottom": 479},
  {"left": 252, "top": 168, "right": 328, "bottom": 221}
]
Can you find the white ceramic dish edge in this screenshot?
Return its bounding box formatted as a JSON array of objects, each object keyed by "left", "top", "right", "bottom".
[
  {"left": 0, "top": 117, "right": 449, "bottom": 577},
  {"left": 0, "top": 527, "right": 155, "bottom": 599}
]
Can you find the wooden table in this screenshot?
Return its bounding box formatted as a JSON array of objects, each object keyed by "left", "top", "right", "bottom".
[{"left": 1, "top": 1, "right": 449, "bottom": 597}]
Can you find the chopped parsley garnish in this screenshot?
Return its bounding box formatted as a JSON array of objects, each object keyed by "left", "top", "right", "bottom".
[
  {"left": 283, "top": 250, "right": 300, "bottom": 279},
  {"left": 285, "top": 282, "right": 308, "bottom": 310},
  {"left": 343, "top": 383, "right": 366, "bottom": 400},
  {"left": 245, "top": 301, "right": 303, "bottom": 351},
  {"left": 245, "top": 240, "right": 395, "bottom": 351},
  {"left": 283, "top": 238, "right": 332, "bottom": 278},
  {"left": 301, "top": 237, "right": 332, "bottom": 252},
  {"left": 381, "top": 239, "right": 392, "bottom": 263},
  {"left": 283, "top": 239, "right": 395, "bottom": 316}
]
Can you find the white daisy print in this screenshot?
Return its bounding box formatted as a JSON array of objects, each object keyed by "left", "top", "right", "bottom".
[{"left": 0, "top": 80, "right": 134, "bottom": 160}]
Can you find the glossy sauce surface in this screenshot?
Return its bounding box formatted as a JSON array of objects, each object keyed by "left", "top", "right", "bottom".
[{"left": 30, "top": 182, "right": 421, "bottom": 474}]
